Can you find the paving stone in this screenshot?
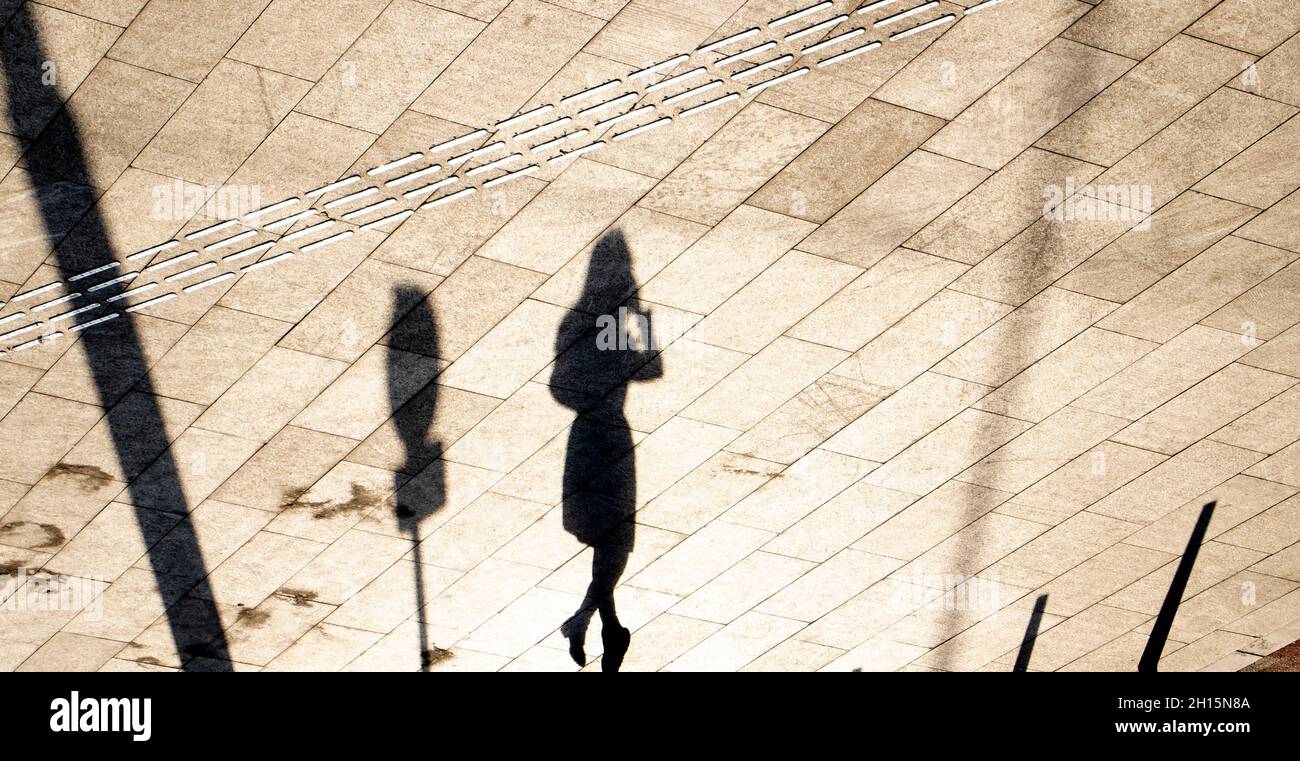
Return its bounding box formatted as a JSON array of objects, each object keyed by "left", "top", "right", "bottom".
[
  {"left": 1063, "top": 0, "right": 1218, "bottom": 59},
  {"left": 134, "top": 59, "right": 311, "bottom": 188},
  {"left": 228, "top": 0, "right": 391, "bottom": 82},
  {"left": 924, "top": 38, "right": 1132, "bottom": 170},
  {"left": 1057, "top": 191, "right": 1259, "bottom": 304},
  {"left": 5, "top": 0, "right": 1300, "bottom": 673},
  {"left": 664, "top": 611, "right": 803, "bottom": 672},
  {"left": 1230, "top": 31, "right": 1300, "bottom": 106},
  {"left": 749, "top": 97, "right": 943, "bottom": 223},
  {"left": 1186, "top": 0, "right": 1300, "bottom": 56},
  {"left": 295, "top": 0, "right": 483, "bottom": 134},
  {"left": 641, "top": 205, "right": 816, "bottom": 313},
  {"left": 193, "top": 348, "right": 348, "bottom": 443},
  {"left": 681, "top": 336, "right": 847, "bottom": 431},
  {"left": 1099, "top": 236, "right": 1296, "bottom": 343},
  {"left": 798, "top": 153, "right": 989, "bottom": 269},
  {"left": 1038, "top": 35, "right": 1246, "bottom": 167},
  {"left": 412, "top": 0, "right": 603, "bottom": 128},
  {"left": 106, "top": 0, "right": 268, "bottom": 83},
  {"left": 876, "top": 0, "right": 1087, "bottom": 120}
]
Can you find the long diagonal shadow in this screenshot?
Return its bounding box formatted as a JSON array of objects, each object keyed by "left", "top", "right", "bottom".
[
  {"left": 932, "top": 39, "right": 1110, "bottom": 671},
  {"left": 1013, "top": 594, "right": 1048, "bottom": 672},
  {"left": 552, "top": 230, "right": 662, "bottom": 672},
  {"left": 387, "top": 286, "right": 446, "bottom": 671},
  {"left": 1, "top": 7, "right": 230, "bottom": 669},
  {"left": 1139, "top": 501, "right": 1216, "bottom": 672}
]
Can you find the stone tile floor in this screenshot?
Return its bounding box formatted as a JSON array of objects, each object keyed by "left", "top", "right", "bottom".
[{"left": 1, "top": 0, "right": 1299, "bottom": 672}]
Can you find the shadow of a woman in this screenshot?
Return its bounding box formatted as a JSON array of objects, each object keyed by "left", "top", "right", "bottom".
[
  {"left": 388, "top": 285, "right": 446, "bottom": 671},
  {"left": 551, "top": 230, "right": 662, "bottom": 672}
]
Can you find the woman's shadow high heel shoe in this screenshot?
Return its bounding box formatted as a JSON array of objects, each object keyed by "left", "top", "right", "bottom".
[{"left": 561, "top": 612, "right": 591, "bottom": 666}]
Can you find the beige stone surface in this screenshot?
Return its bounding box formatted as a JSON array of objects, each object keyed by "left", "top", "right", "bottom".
[{"left": 3, "top": 0, "right": 1298, "bottom": 674}]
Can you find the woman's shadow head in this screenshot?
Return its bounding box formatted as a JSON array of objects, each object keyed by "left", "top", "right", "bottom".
[{"left": 551, "top": 229, "right": 663, "bottom": 411}]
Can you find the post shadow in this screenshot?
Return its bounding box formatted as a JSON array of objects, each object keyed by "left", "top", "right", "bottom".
[
  {"left": 552, "top": 230, "right": 662, "bottom": 672},
  {"left": 1, "top": 6, "right": 230, "bottom": 669},
  {"left": 387, "top": 286, "right": 446, "bottom": 672},
  {"left": 930, "top": 48, "right": 1111, "bottom": 672},
  {"left": 1139, "top": 501, "right": 1216, "bottom": 672},
  {"left": 1013, "top": 594, "right": 1048, "bottom": 672}
]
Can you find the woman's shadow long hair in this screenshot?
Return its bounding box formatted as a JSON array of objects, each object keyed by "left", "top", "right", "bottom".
[
  {"left": 388, "top": 285, "right": 446, "bottom": 671},
  {"left": 552, "top": 229, "right": 662, "bottom": 672}
]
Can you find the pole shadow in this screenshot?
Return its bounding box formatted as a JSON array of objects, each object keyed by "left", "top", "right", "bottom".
[
  {"left": 1139, "top": 500, "right": 1216, "bottom": 672},
  {"left": 552, "top": 230, "right": 662, "bottom": 672},
  {"left": 932, "top": 46, "right": 1111, "bottom": 671},
  {"left": 387, "top": 286, "right": 446, "bottom": 672},
  {"left": 1, "top": 5, "right": 229, "bottom": 669},
  {"left": 1013, "top": 594, "right": 1048, "bottom": 672}
]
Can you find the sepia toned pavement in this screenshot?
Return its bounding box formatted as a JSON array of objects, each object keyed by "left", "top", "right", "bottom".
[{"left": 1, "top": 0, "right": 1299, "bottom": 672}]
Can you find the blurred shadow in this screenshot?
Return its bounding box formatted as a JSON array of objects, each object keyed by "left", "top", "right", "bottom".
[
  {"left": 1139, "top": 501, "right": 1216, "bottom": 672},
  {"left": 933, "top": 38, "right": 1113, "bottom": 672},
  {"left": 388, "top": 286, "right": 446, "bottom": 672},
  {"left": 553, "top": 230, "right": 662, "bottom": 672},
  {"left": 1013, "top": 594, "right": 1048, "bottom": 672},
  {"left": 1, "top": 5, "right": 230, "bottom": 669}
]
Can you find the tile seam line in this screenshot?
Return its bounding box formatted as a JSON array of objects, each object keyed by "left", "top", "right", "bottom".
[
  {"left": 937, "top": 79, "right": 1296, "bottom": 315},
  {"left": 785, "top": 25, "right": 1135, "bottom": 255},
  {"left": 27, "top": 3, "right": 852, "bottom": 296},
  {"left": 119, "top": 0, "right": 956, "bottom": 450},
  {"left": 13, "top": 18, "right": 301, "bottom": 336},
  {"left": 893, "top": 28, "right": 1276, "bottom": 272},
  {"left": 0, "top": 0, "right": 1012, "bottom": 353},
  {"left": 8, "top": 0, "right": 405, "bottom": 340},
  {"left": 599, "top": 4, "right": 976, "bottom": 367},
  {"left": 763, "top": 4, "right": 971, "bottom": 244},
  {"left": 24, "top": 1, "right": 133, "bottom": 31},
  {"left": 1098, "top": 241, "right": 1300, "bottom": 343},
  {"left": 1084, "top": 282, "right": 1290, "bottom": 349}
]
